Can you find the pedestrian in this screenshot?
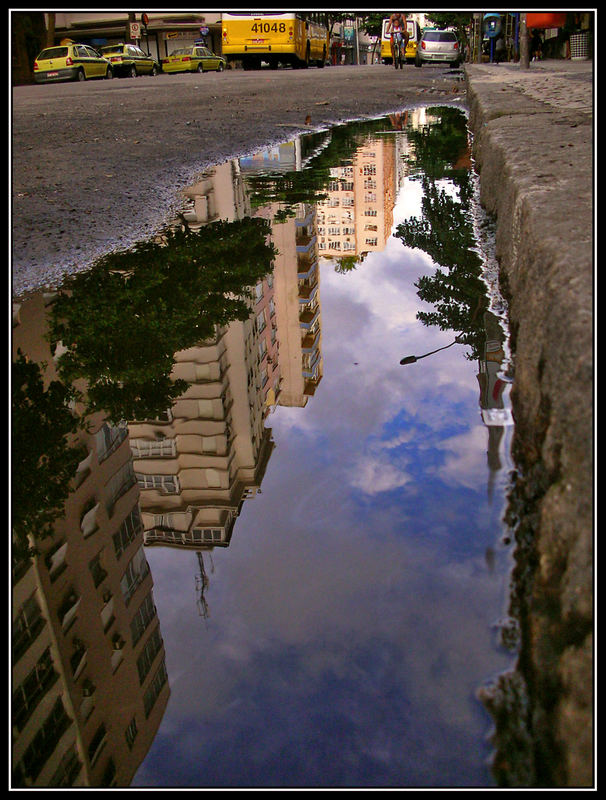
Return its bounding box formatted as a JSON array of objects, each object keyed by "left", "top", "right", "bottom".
[
  {"left": 385, "top": 12, "right": 409, "bottom": 68},
  {"left": 530, "top": 29, "right": 543, "bottom": 61}
]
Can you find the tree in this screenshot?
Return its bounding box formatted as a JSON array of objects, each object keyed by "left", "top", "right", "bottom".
[
  {"left": 48, "top": 217, "right": 277, "bottom": 422},
  {"left": 358, "top": 13, "right": 386, "bottom": 62},
  {"left": 11, "top": 11, "right": 47, "bottom": 85},
  {"left": 393, "top": 107, "right": 488, "bottom": 358},
  {"left": 425, "top": 12, "right": 474, "bottom": 51},
  {"left": 12, "top": 351, "right": 87, "bottom": 560}
]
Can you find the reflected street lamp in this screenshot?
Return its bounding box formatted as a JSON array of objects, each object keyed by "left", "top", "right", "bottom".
[{"left": 400, "top": 335, "right": 465, "bottom": 365}]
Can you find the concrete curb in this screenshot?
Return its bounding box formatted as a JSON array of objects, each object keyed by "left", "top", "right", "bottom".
[{"left": 464, "top": 61, "right": 594, "bottom": 786}]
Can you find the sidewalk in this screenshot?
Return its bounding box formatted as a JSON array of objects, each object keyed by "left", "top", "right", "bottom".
[
  {"left": 466, "top": 58, "right": 593, "bottom": 116},
  {"left": 464, "top": 59, "right": 594, "bottom": 787}
]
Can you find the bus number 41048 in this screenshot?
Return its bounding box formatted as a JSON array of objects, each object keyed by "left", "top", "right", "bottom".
[{"left": 251, "top": 22, "right": 287, "bottom": 33}]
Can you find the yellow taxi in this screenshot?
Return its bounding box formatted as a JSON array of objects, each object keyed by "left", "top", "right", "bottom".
[
  {"left": 33, "top": 43, "right": 113, "bottom": 83},
  {"left": 161, "top": 46, "right": 226, "bottom": 74},
  {"left": 99, "top": 43, "right": 160, "bottom": 77}
]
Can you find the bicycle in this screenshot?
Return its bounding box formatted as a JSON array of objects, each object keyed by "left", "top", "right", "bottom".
[{"left": 391, "top": 31, "right": 406, "bottom": 69}]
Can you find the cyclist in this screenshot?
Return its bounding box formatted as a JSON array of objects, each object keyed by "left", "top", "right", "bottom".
[{"left": 385, "top": 12, "right": 409, "bottom": 68}]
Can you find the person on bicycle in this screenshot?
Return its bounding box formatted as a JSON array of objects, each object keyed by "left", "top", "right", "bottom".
[{"left": 386, "top": 12, "right": 409, "bottom": 68}]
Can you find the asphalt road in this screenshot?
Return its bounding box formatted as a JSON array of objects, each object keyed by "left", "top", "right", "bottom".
[{"left": 12, "top": 63, "right": 467, "bottom": 297}]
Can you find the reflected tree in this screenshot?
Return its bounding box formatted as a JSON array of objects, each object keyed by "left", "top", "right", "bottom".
[
  {"left": 333, "top": 255, "right": 362, "bottom": 274},
  {"left": 48, "top": 217, "right": 277, "bottom": 422},
  {"left": 12, "top": 350, "right": 87, "bottom": 560},
  {"left": 394, "top": 108, "right": 488, "bottom": 358}
]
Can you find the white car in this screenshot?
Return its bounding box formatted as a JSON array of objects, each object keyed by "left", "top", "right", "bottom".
[{"left": 415, "top": 29, "right": 462, "bottom": 67}]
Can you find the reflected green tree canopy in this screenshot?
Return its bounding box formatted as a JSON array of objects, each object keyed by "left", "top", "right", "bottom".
[
  {"left": 48, "top": 218, "right": 277, "bottom": 421},
  {"left": 394, "top": 108, "right": 487, "bottom": 358},
  {"left": 12, "top": 350, "right": 87, "bottom": 559}
]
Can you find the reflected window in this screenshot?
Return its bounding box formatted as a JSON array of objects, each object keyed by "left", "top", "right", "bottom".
[
  {"left": 120, "top": 546, "right": 150, "bottom": 606},
  {"left": 136, "top": 474, "right": 179, "bottom": 494},
  {"left": 13, "top": 594, "right": 45, "bottom": 663},
  {"left": 143, "top": 659, "right": 168, "bottom": 718},
  {"left": 137, "top": 625, "right": 163, "bottom": 685},
  {"left": 88, "top": 723, "right": 107, "bottom": 766},
  {"left": 18, "top": 697, "right": 71, "bottom": 783},
  {"left": 130, "top": 438, "right": 176, "bottom": 458},
  {"left": 130, "top": 592, "right": 156, "bottom": 646},
  {"left": 95, "top": 423, "right": 128, "bottom": 462},
  {"left": 112, "top": 504, "right": 143, "bottom": 560},
  {"left": 12, "top": 647, "right": 58, "bottom": 732},
  {"left": 89, "top": 551, "right": 108, "bottom": 588},
  {"left": 125, "top": 716, "right": 138, "bottom": 750},
  {"left": 49, "top": 744, "right": 81, "bottom": 787}
]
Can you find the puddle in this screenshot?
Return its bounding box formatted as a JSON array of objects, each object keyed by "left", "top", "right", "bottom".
[{"left": 12, "top": 107, "right": 519, "bottom": 788}]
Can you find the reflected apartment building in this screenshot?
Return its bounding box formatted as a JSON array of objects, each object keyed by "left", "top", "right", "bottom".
[
  {"left": 129, "top": 150, "right": 324, "bottom": 551},
  {"left": 12, "top": 294, "right": 169, "bottom": 787},
  {"left": 262, "top": 201, "right": 324, "bottom": 409},
  {"left": 129, "top": 161, "right": 275, "bottom": 552},
  {"left": 130, "top": 317, "right": 275, "bottom": 551},
  {"left": 240, "top": 141, "right": 324, "bottom": 409},
  {"left": 316, "top": 134, "right": 397, "bottom": 263}
]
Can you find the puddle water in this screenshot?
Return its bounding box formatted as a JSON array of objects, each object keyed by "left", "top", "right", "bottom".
[{"left": 12, "top": 107, "right": 519, "bottom": 788}]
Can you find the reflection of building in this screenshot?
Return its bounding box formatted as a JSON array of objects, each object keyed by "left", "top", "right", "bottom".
[
  {"left": 129, "top": 318, "right": 274, "bottom": 551},
  {"left": 176, "top": 160, "right": 251, "bottom": 230},
  {"left": 238, "top": 145, "right": 324, "bottom": 409},
  {"left": 12, "top": 293, "right": 168, "bottom": 787},
  {"left": 476, "top": 310, "right": 514, "bottom": 499},
  {"left": 271, "top": 202, "right": 323, "bottom": 407},
  {"left": 129, "top": 161, "right": 279, "bottom": 552},
  {"left": 317, "top": 135, "right": 397, "bottom": 262}
]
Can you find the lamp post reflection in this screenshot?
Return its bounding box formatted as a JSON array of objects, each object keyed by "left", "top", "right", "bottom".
[{"left": 399, "top": 334, "right": 465, "bottom": 365}]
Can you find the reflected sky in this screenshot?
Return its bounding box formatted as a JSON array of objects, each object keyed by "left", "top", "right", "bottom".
[{"left": 133, "top": 150, "right": 515, "bottom": 785}]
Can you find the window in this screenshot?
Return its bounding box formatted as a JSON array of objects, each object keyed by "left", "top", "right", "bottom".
[
  {"left": 143, "top": 659, "right": 168, "bottom": 718},
  {"left": 130, "top": 438, "right": 176, "bottom": 458},
  {"left": 136, "top": 474, "right": 179, "bottom": 494},
  {"left": 88, "top": 723, "right": 107, "bottom": 766},
  {"left": 130, "top": 592, "right": 156, "bottom": 646},
  {"left": 95, "top": 423, "right": 128, "bottom": 462},
  {"left": 105, "top": 460, "right": 137, "bottom": 516},
  {"left": 89, "top": 552, "right": 107, "bottom": 588},
  {"left": 39, "top": 47, "right": 68, "bottom": 59},
  {"left": 424, "top": 31, "right": 457, "bottom": 42},
  {"left": 125, "top": 717, "right": 138, "bottom": 750},
  {"left": 13, "top": 594, "right": 45, "bottom": 662},
  {"left": 192, "top": 528, "right": 223, "bottom": 544},
  {"left": 49, "top": 744, "right": 81, "bottom": 787},
  {"left": 112, "top": 504, "right": 143, "bottom": 560},
  {"left": 12, "top": 648, "right": 57, "bottom": 732},
  {"left": 19, "top": 697, "right": 72, "bottom": 783},
  {"left": 137, "top": 626, "right": 163, "bottom": 685},
  {"left": 120, "top": 546, "right": 150, "bottom": 606},
  {"left": 100, "top": 757, "right": 116, "bottom": 787}
]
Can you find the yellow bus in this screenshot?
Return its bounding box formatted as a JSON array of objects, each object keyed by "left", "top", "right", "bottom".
[
  {"left": 380, "top": 17, "right": 422, "bottom": 65},
  {"left": 221, "top": 12, "right": 329, "bottom": 70}
]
